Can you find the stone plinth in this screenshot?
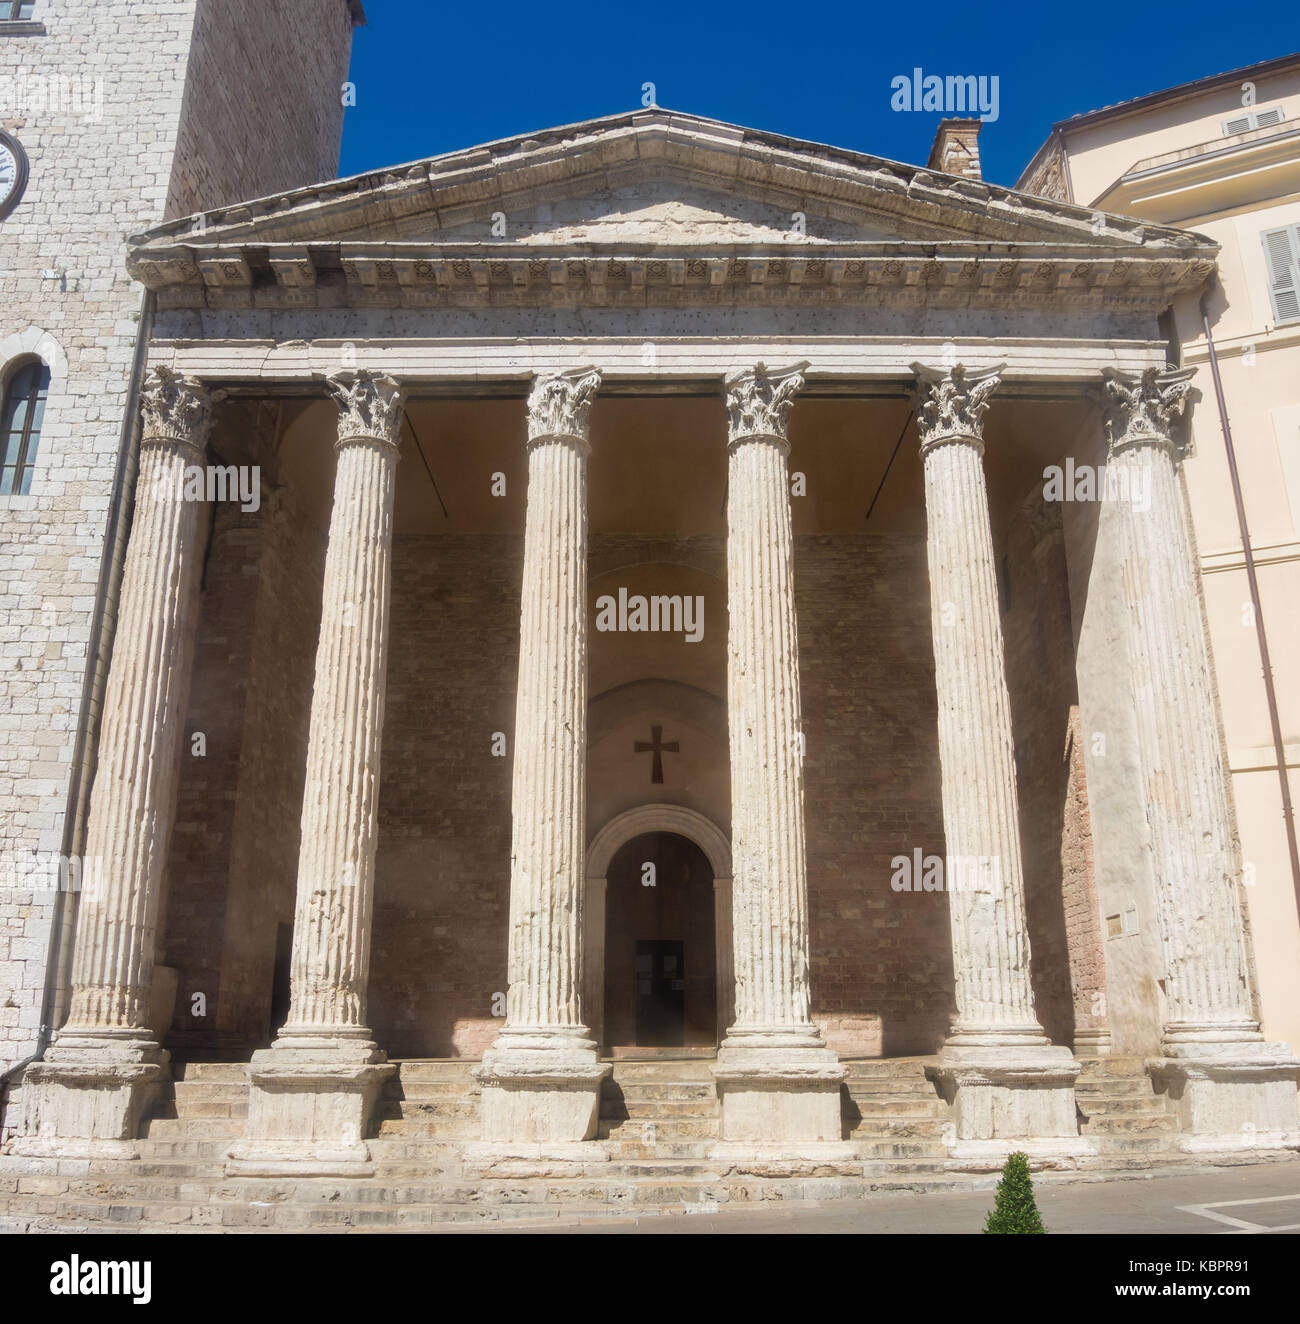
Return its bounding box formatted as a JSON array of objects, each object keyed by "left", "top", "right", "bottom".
[
  {"left": 228, "top": 370, "right": 404, "bottom": 1175},
  {"left": 228, "top": 1038, "right": 393, "bottom": 1176},
  {"left": 472, "top": 368, "right": 611, "bottom": 1153},
  {"left": 911, "top": 362, "right": 1086, "bottom": 1153},
  {"left": 712, "top": 362, "right": 847, "bottom": 1158},
  {"left": 926, "top": 1044, "right": 1088, "bottom": 1162}
]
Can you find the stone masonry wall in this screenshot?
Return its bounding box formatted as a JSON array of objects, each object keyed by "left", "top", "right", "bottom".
[{"left": 0, "top": 0, "right": 356, "bottom": 1077}]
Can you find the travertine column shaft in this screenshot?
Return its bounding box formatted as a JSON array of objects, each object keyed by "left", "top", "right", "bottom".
[
  {"left": 474, "top": 369, "right": 609, "bottom": 1151},
  {"left": 711, "top": 362, "right": 843, "bottom": 1153},
  {"left": 1100, "top": 368, "right": 1255, "bottom": 1040},
  {"left": 60, "top": 367, "right": 216, "bottom": 1052},
  {"left": 912, "top": 363, "right": 1045, "bottom": 1045},
  {"left": 276, "top": 369, "right": 404, "bottom": 1051},
  {"left": 912, "top": 364, "right": 1082, "bottom": 1153},
  {"left": 497, "top": 367, "right": 601, "bottom": 1049},
  {"left": 722, "top": 362, "right": 819, "bottom": 1043}
]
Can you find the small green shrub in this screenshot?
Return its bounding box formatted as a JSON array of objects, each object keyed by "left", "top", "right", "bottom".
[{"left": 983, "top": 1151, "right": 1046, "bottom": 1233}]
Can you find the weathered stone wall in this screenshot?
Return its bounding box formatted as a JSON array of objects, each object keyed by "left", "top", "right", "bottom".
[
  {"left": 0, "top": 0, "right": 356, "bottom": 1076},
  {"left": 166, "top": 0, "right": 355, "bottom": 219}
]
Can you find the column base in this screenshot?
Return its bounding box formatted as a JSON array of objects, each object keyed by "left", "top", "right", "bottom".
[
  {"left": 225, "top": 1030, "right": 394, "bottom": 1177},
  {"left": 927, "top": 1035, "right": 1086, "bottom": 1148},
  {"left": 9, "top": 1029, "right": 168, "bottom": 1160},
  {"left": 1147, "top": 1036, "right": 1300, "bottom": 1153},
  {"left": 711, "top": 1028, "right": 847, "bottom": 1149},
  {"left": 471, "top": 1029, "right": 611, "bottom": 1146}
]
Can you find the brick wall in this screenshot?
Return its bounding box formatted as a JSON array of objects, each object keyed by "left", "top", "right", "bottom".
[
  {"left": 1003, "top": 495, "right": 1108, "bottom": 1048},
  {"left": 797, "top": 533, "right": 952, "bottom": 1057}
]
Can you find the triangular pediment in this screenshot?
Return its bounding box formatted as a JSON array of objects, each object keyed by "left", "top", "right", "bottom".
[{"left": 127, "top": 109, "right": 1217, "bottom": 310}]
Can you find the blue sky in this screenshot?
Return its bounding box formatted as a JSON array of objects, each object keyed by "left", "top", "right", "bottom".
[{"left": 339, "top": 1, "right": 1293, "bottom": 188}]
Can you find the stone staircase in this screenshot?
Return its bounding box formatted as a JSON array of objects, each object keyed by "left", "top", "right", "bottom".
[{"left": 1, "top": 1053, "right": 1294, "bottom": 1231}]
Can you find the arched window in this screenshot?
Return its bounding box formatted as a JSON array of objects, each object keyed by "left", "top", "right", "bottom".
[{"left": 0, "top": 357, "right": 50, "bottom": 495}]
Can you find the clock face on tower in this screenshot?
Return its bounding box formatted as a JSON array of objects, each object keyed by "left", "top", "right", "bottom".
[{"left": 0, "top": 129, "right": 30, "bottom": 221}]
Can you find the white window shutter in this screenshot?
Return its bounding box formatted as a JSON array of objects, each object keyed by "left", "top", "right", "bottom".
[
  {"left": 1254, "top": 107, "right": 1285, "bottom": 127},
  {"left": 1224, "top": 114, "right": 1252, "bottom": 135},
  {"left": 1262, "top": 226, "right": 1300, "bottom": 323}
]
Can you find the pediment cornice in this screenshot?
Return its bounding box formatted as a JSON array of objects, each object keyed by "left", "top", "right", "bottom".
[{"left": 127, "top": 109, "right": 1217, "bottom": 312}]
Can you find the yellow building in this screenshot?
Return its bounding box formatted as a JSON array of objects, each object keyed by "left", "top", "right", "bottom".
[{"left": 1021, "top": 53, "right": 1300, "bottom": 1051}]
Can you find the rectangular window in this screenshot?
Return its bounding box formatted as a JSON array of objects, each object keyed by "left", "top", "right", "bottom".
[
  {"left": 1262, "top": 225, "right": 1300, "bottom": 324},
  {"left": 1, "top": 2, "right": 36, "bottom": 19},
  {"left": 1223, "top": 105, "right": 1287, "bottom": 135}
]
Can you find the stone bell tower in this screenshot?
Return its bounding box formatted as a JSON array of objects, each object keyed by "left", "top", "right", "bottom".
[{"left": 0, "top": 0, "right": 364, "bottom": 1137}]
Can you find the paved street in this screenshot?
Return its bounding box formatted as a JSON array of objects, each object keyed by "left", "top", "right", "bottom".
[{"left": 464, "top": 1159, "right": 1300, "bottom": 1234}]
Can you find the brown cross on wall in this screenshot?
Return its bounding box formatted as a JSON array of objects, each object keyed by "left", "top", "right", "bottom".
[{"left": 634, "top": 725, "right": 679, "bottom": 784}]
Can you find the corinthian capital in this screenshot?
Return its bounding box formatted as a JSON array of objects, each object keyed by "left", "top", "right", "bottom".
[
  {"left": 1099, "top": 366, "right": 1196, "bottom": 456},
  {"left": 526, "top": 367, "right": 602, "bottom": 447},
  {"left": 324, "top": 369, "right": 406, "bottom": 449},
  {"left": 139, "top": 366, "right": 220, "bottom": 451},
  {"left": 910, "top": 362, "right": 1004, "bottom": 450},
  {"left": 724, "top": 360, "right": 808, "bottom": 446}
]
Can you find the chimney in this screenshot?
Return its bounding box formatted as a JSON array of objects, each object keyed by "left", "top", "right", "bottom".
[{"left": 927, "top": 119, "right": 982, "bottom": 180}]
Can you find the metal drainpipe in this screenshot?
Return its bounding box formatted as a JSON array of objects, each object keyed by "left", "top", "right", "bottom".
[
  {"left": 1198, "top": 281, "right": 1300, "bottom": 926},
  {"left": 0, "top": 287, "right": 157, "bottom": 1101}
]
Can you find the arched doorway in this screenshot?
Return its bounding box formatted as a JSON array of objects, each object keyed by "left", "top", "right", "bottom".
[
  {"left": 604, "top": 833, "right": 714, "bottom": 1047},
  {"left": 584, "top": 804, "right": 733, "bottom": 1053}
]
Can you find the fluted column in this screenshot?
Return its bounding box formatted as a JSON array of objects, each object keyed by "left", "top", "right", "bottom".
[
  {"left": 277, "top": 370, "right": 402, "bottom": 1048},
  {"left": 17, "top": 367, "right": 216, "bottom": 1156},
  {"left": 229, "top": 369, "right": 403, "bottom": 1175},
  {"left": 913, "top": 363, "right": 1043, "bottom": 1044},
  {"left": 912, "top": 362, "right": 1083, "bottom": 1153},
  {"left": 473, "top": 367, "right": 610, "bottom": 1153},
  {"left": 712, "top": 362, "right": 845, "bottom": 1154},
  {"left": 1100, "top": 367, "right": 1298, "bottom": 1149}
]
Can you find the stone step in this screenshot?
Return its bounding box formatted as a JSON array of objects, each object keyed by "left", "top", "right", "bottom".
[
  {"left": 847, "top": 1075, "right": 937, "bottom": 1096},
  {"left": 1081, "top": 1114, "right": 1179, "bottom": 1134},
  {"left": 141, "top": 1118, "right": 244, "bottom": 1140},
  {"left": 600, "top": 1099, "right": 720, "bottom": 1120},
  {"left": 1074, "top": 1056, "right": 1148, "bottom": 1077},
  {"left": 847, "top": 1098, "right": 945, "bottom": 1119},
  {"left": 383, "top": 1080, "right": 480, "bottom": 1100},
  {"left": 599, "top": 1118, "right": 718, "bottom": 1140},
  {"left": 375, "top": 1099, "right": 478, "bottom": 1120},
  {"left": 373, "top": 1120, "right": 480, "bottom": 1139},
  {"left": 389, "top": 1061, "right": 479, "bottom": 1083},
  {"left": 1075, "top": 1095, "right": 1168, "bottom": 1117},
  {"left": 168, "top": 1079, "right": 249, "bottom": 1101},
  {"left": 151, "top": 1101, "right": 248, "bottom": 1121},
  {"left": 848, "top": 1118, "right": 949, "bottom": 1139},
  {"left": 841, "top": 1058, "right": 937, "bottom": 1076},
  {"left": 602, "top": 1082, "right": 716, "bottom": 1103},
  {"left": 605, "top": 1061, "right": 717, "bottom": 1082},
  {"left": 171, "top": 1062, "right": 250, "bottom": 1083}
]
